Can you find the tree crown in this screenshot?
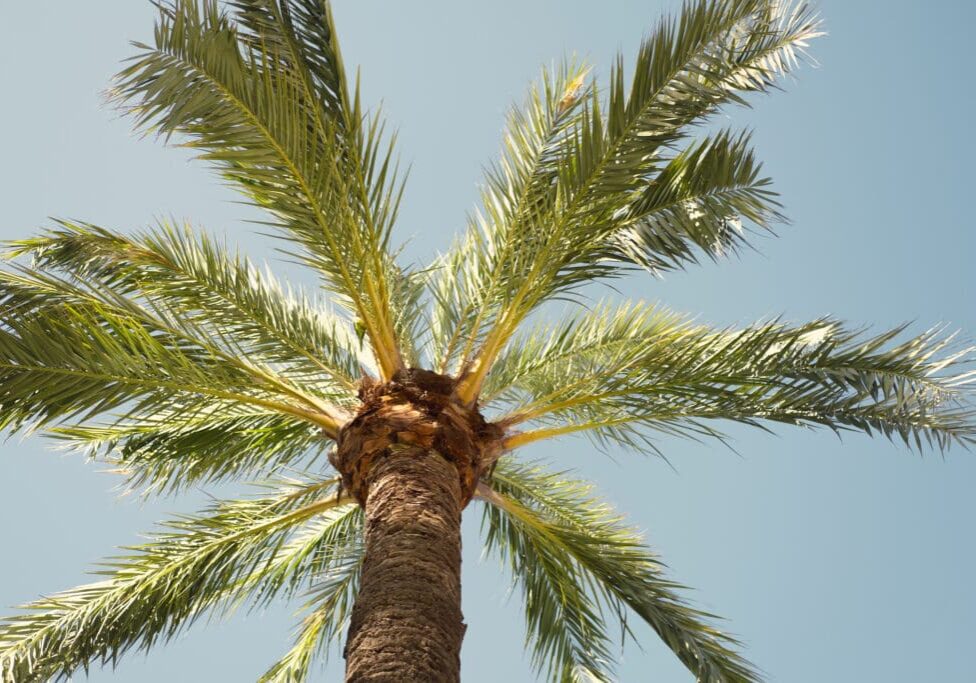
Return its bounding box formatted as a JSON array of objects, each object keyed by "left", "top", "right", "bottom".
[{"left": 1, "top": 2, "right": 972, "bottom": 682}]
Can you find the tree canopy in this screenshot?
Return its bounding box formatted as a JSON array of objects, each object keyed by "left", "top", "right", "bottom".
[{"left": 1, "top": 1, "right": 972, "bottom": 682}]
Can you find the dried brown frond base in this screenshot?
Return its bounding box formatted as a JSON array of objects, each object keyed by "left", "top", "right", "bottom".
[{"left": 330, "top": 368, "right": 504, "bottom": 506}]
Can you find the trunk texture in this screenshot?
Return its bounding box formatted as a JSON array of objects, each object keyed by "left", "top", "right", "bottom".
[
  {"left": 333, "top": 368, "right": 502, "bottom": 681},
  {"left": 343, "top": 447, "right": 465, "bottom": 682}
]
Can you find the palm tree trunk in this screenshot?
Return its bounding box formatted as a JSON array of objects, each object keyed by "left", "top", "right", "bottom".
[{"left": 343, "top": 447, "right": 465, "bottom": 682}]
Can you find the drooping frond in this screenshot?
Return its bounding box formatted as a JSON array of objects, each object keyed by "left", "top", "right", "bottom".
[
  {"left": 494, "top": 302, "right": 976, "bottom": 453},
  {"left": 479, "top": 459, "right": 758, "bottom": 683},
  {"left": 258, "top": 554, "right": 363, "bottom": 682},
  {"left": 111, "top": 0, "right": 407, "bottom": 377},
  {"left": 0, "top": 479, "right": 360, "bottom": 683},
  {"left": 51, "top": 406, "right": 326, "bottom": 495},
  {"left": 0, "top": 265, "right": 343, "bottom": 435},
  {"left": 453, "top": 0, "right": 821, "bottom": 401},
  {"left": 481, "top": 483, "right": 617, "bottom": 681},
  {"left": 8, "top": 220, "right": 370, "bottom": 398},
  {"left": 614, "top": 129, "right": 782, "bottom": 273},
  {"left": 260, "top": 606, "right": 333, "bottom": 683},
  {"left": 243, "top": 486, "right": 362, "bottom": 609}
]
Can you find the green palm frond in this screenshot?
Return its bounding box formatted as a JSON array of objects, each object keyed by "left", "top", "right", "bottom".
[
  {"left": 385, "top": 256, "right": 429, "bottom": 368},
  {"left": 244, "top": 486, "right": 362, "bottom": 609},
  {"left": 454, "top": 0, "right": 821, "bottom": 401},
  {"left": 259, "top": 554, "right": 363, "bottom": 682},
  {"left": 51, "top": 406, "right": 326, "bottom": 495},
  {"left": 111, "top": 0, "right": 406, "bottom": 376},
  {"left": 260, "top": 607, "right": 333, "bottom": 683},
  {"left": 8, "top": 219, "right": 370, "bottom": 397},
  {"left": 481, "top": 482, "right": 617, "bottom": 681},
  {"left": 0, "top": 266, "right": 341, "bottom": 434},
  {"left": 615, "top": 129, "right": 782, "bottom": 273},
  {"left": 483, "top": 301, "right": 686, "bottom": 403},
  {"left": 480, "top": 459, "right": 758, "bottom": 683},
  {"left": 428, "top": 60, "right": 593, "bottom": 375},
  {"left": 0, "top": 479, "right": 360, "bottom": 683},
  {"left": 230, "top": 1, "right": 347, "bottom": 120},
  {"left": 496, "top": 302, "right": 976, "bottom": 453},
  {"left": 4, "top": 1, "right": 972, "bottom": 681}
]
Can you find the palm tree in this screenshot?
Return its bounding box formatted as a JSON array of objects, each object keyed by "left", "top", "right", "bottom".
[{"left": 0, "top": 0, "right": 972, "bottom": 681}]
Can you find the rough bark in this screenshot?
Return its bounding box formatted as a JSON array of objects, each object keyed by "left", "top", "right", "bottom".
[
  {"left": 330, "top": 368, "right": 503, "bottom": 507},
  {"left": 343, "top": 447, "right": 464, "bottom": 682},
  {"left": 332, "top": 368, "right": 504, "bottom": 681}
]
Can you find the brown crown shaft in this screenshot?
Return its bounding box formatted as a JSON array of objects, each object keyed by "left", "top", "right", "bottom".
[{"left": 329, "top": 368, "right": 503, "bottom": 506}]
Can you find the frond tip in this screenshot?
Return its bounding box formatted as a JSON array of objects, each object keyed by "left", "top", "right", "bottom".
[
  {"left": 0, "top": 480, "right": 359, "bottom": 683},
  {"left": 3, "top": 0, "right": 971, "bottom": 681},
  {"left": 479, "top": 459, "right": 759, "bottom": 683},
  {"left": 491, "top": 301, "right": 976, "bottom": 455},
  {"left": 112, "top": 0, "right": 407, "bottom": 378},
  {"left": 450, "top": 0, "right": 822, "bottom": 402},
  {"left": 258, "top": 553, "right": 363, "bottom": 683}
]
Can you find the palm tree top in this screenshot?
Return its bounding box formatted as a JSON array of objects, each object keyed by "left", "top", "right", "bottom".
[{"left": 1, "top": 1, "right": 972, "bottom": 681}]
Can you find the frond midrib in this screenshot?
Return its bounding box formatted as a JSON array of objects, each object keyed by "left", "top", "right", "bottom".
[{"left": 141, "top": 44, "right": 400, "bottom": 377}]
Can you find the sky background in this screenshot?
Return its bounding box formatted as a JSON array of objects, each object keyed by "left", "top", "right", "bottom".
[{"left": 1, "top": 1, "right": 974, "bottom": 681}]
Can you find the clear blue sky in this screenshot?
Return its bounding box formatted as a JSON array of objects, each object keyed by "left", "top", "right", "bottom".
[{"left": 1, "top": 2, "right": 974, "bottom": 681}]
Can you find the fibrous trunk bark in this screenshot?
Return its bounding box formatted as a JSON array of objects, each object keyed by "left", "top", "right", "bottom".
[{"left": 343, "top": 447, "right": 465, "bottom": 682}]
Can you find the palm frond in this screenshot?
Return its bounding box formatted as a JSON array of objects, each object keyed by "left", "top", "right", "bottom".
[
  {"left": 480, "top": 459, "right": 758, "bottom": 683},
  {"left": 7, "top": 219, "right": 370, "bottom": 398},
  {"left": 481, "top": 484, "right": 616, "bottom": 681},
  {"left": 483, "top": 301, "right": 685, "bottom": 404},
  {"left": 258, "top": 552, "right": 363, "bottom": 682},
  {"left": 614, "top": 129, "right": 783, "bottom": 273},
  {"left": 428, "top": 60, "right": 592, "bottom": 376},
  {"left": 230, "top": 1, "right": 347, "bottom": 122},
  {"left": 495, "top": 302, "right": 976, "bottom": 454},
  {"left": 111, "top": 0, "right": 406, "bottom": 376},
  {"left": 0, "top": 479, "right": 359, "bottom": 683},
  {"left": 385, "top": 255, "right": 429, "bottom": 368},
  {"left": 50, "top": 406, "right": 326, "bottom": 496},
  {"left": 454, "top": 0, "right": 821, "bottom": 402},
  {"left": 0, "top": 266, "right": 342, "bottom": 435}
]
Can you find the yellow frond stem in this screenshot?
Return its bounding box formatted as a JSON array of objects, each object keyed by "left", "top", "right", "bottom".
[
  {"left": 503, "top": 417, "right": 634, "bottom": 449},
  {"left": 456, "top": 309, "right": 521, "bottom": 405},
  {"left": 500, "top": 390, "right": 633, "bottom": 427},
  {"left": 362, "top": 275, "right": 403, "bottom": 380}
]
